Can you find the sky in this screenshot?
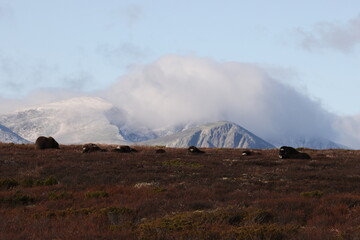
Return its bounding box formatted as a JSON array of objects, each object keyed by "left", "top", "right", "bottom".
[
  {"left": 0, "top": 0, "right": 359, "bottom": 114},
  {"left": 1, "top": 1, "right": 360, "bottom": 147}
]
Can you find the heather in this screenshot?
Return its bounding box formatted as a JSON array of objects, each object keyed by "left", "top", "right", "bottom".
[{"left": 1, "top": 143, "right": 360, "bottom": 239}]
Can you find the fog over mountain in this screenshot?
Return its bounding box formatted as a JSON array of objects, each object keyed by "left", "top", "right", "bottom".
[
  {"left": 0, "top": 55, "right": 358, "bottom": 148},
  {"left": 102, "top": 55, "right": 339, "bottom": 147},
  {"left": 334, "top": 115, "right": 360, "bottom": 149},
  {"left": 0, "top": 98, "right": 275, "bottom": 148},
  {"left": 0, "top": 97, "right": 129, "bottom": 144},
  {"left": 272, "top": 136, "right": 347, "bottom": 150},
  {"left": 0, "top": 96, "right": 345, "bottom": 149}
]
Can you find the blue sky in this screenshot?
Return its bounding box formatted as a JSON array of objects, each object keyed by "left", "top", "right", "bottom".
[{"left": 1, "top": 0, "right": 360, "bottom": 115}]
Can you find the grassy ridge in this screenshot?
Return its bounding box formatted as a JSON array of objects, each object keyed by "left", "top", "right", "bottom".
[{"left": 1, "top": 144, "right": 360, "bottom": 239}]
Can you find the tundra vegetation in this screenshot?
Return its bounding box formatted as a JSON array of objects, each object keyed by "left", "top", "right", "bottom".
[{"left": 1, "top": 143, "right": 360, "bottom": 239}]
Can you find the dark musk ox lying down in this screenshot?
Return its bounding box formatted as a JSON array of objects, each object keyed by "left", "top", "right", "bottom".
[
  {"left": 242, "top": 150, "right": 252, "bottom": 156},
  {"left": 35, "top": 136, "right": 59, "bottom": 150},
  {"left": 242, "top": 150, "right": 261, "bottom": 156},
  {"left": 279, "top": 146, "right": 311, "bottom": 159},
  {"left": 188, "top": 146, "right": 205, "bottom": 154},
  {"left": 82, "top": 143, "right": 107, "bottom": 153},
  {"left": 155, "top": 149, "right": 166, "bottom": 154},
  {"left": 112, "top": 145, "right": 138, "bottom": 153}
]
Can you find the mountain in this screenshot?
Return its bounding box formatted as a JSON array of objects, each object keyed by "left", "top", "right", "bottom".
[
  {"left": 140, "top": 121, "right": 275, "bottom": 149},
  {"left": 0, "top": 97, "right": 348, "bottom": 149},
  {"left": 0, "top": 124, "right": 30, "bottom": 144},
  {"left": 119, "top": 122, "right": 198, "bottom": 142},
  {"left": 271, "top": 136, "right": 348, "bottom": 149},
  {"left": 0, "top": 97, "right": 129, "bottom": 145}
]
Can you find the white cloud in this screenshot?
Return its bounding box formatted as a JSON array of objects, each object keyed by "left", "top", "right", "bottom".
[
  {"left": 334, "top": 115, "right": 360, "bottom": 148},
  {"left": 0, "top": 89, "right": 87, "bottom": 114},
  {"left": 3, "top": 54, "right": 359, "bottom": 148},
  {"left": 297, "top": 14, "right": 360, "bottom": 52},
  {"left": 103, "top": 55, "right": 338, "bottom": 143}
]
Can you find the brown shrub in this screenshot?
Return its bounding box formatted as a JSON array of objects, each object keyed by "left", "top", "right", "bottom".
[{"left": 1, "top": 144, "right": 360, "bottom": 239}]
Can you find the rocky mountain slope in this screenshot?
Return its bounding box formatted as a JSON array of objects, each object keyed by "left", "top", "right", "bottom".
[
  {"left": 0, "top": 124, "right": 30, "bottom": 144},
  {"left": 141, "top": 121, "right": 275, "bottom": 149}
]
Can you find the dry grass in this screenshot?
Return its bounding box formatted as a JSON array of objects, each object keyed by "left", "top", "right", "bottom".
[{"left": 1, "top": 143, "right": 360, "bottom": 239}]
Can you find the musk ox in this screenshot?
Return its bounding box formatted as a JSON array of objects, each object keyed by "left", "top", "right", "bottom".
[
  {"left": 242, "top": 150, "right": 261, "bottom": 156},
  {"left": 279, "top": 146, "right": 311, "bottom": 159},
  {"left": 188, "top": 146, "right": 205, "bottom": 154},
  {"left": 155, "top": 149, "right": 166, "bottom": 154},
  {"left": 112, "top": 145, "right": 138, "bottom": 153},
  {"left": 242, "top": 150, "right": 252, "bottom": 156},
  {"left": 82, "top": 143, "right": 107, "bottom": 153},
  {"left": 35, "top": 136, "right": 59, "bottom": 150}
]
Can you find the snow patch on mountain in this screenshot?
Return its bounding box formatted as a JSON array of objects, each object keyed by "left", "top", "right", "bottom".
[
  {"left": 0, "top": 124, "right": 30, "bottom": 144},
  {"left": 0, "top": 97, "right": 129, "bottom": 144},
  {"left": 141, "top": 121, "right": 275, "bottom": 149}
]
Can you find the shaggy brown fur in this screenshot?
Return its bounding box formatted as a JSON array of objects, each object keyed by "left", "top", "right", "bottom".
[
  {"left": 188, "top": 146, "right": 205, "bottom": 154},
  {"left": 35, "top": 136, "right": 59, "bottom": 150},
  {"left": 279, "top": 146, "right": 311, "bottom": 159},
  {"left": 242, "top": 150, "right": 252, "bottom": 156},
  {"left": 155, "top": 149, "right": 166, "bottom": 154},
  {"left": 82, "top": 143, "right": 107, "bottom": 153},
  {"left": 112, "top": 145, "right": 138, "bottom": 153}
]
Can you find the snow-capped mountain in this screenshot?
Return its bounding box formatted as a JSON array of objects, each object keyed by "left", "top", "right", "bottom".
[
  {"left": 0, "top": 124, "right": 30, "bottom": 144},
  {"left": 271, "top": 136, "right": 348, "bottom": 149},
  {"left": 140, "top": 121, "right": 275, "bottom": 149},
  {"left": 0, "top": 97, "right": 129, "bottom": 144},
  {"left": 0, "top": 97, "right": 349, "bottom": 149}
]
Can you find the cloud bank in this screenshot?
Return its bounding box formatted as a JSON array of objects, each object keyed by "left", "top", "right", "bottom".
[
  {"left": 334, "top": 115, "right": 360, "bottom": 148},
  {"left": 3, "top": 54, "right": 360, "bottom": 148},
  {"left": 103, "top": 55, "right": 338, "bottom": 144},
  {"left": 297, "top": 14, "right": 360, "bottom": 52}
]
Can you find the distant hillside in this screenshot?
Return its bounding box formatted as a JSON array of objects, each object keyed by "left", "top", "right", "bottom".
[
  {"left": 0, "top": 124, "right": 30, "bottom": 144},
  {"left": 0, "top": 97, "right": 129, "bottom": 144},
  {"left": 271, "top": 136, "right": 348, "bottom": 149}
]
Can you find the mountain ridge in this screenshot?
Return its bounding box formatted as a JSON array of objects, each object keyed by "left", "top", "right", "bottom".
[
  {"left": 140, "top": 121, "right": 275, "bottom": 149},
  {"left": 0, "top": 97, "right": 349, "bottom": 149}
]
